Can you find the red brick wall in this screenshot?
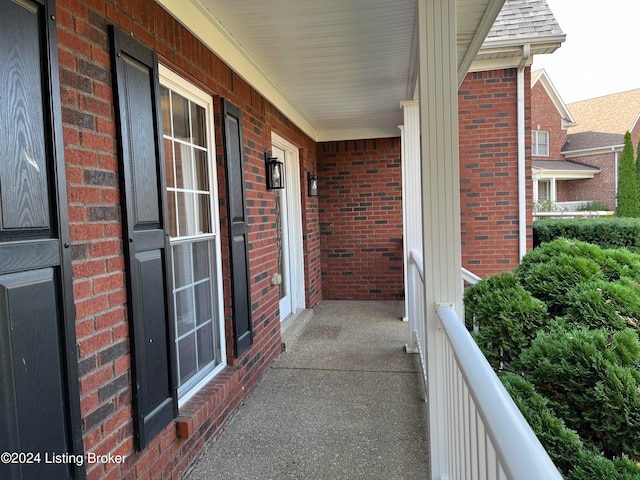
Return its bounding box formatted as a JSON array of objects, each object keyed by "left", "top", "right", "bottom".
[
  {"left": 56, "top": 1, "right": 320, "bottom": 478},
  {"left": 559, "top": 153, "right": 617, "bottom": 209},
  {"left": 458, "top": 68, "right": 533, "bottom": 277},
  {"left": 317, "top": 138, "right": 404, "bottom": 300},
  {"left": 531, "top": 80, "right": 567, "bottom": 160}
]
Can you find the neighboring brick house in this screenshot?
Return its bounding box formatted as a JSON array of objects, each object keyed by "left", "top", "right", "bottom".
[
  {"left": 0, "top": 0, "right": 505, "bottom": 479},
  {"left": 531, "top": 71, "right": 640, "bottom": 211},
  {"left": 530, "top": 69, "right": 602, "bottom": 209},
  {"left": 564, "top": 89, "right": 640, "bottom": 209}
]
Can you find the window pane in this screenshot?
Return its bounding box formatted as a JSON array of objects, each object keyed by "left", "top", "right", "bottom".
[
  {"left": 176, "top": 192, "right": 197, "bottom": 236},
  {"left": 193, "top": 240, "right": 211, "bottom": 281},
  {"left": 197, "top": 323, "right": 214, "bottom": 368},
  {"left": 173, "top": 243, "right": 194, "bottom": 287},
  {"left": 167, "top": 191, "right": 177, "bottom": 238},
  {"left": 172, "top": 94, "right": 190, "bottom": 141},
  {"left": 197, "top": 194, "right": 212, "bottom": 234},
  {"left": 174, "top": 144, "right": 194, "bottom": 190},
  {"left": 164, "top": 138, "right": 175, "bottom": 188},
  {"left": 160, "top": 87, "right": 171, "bottom": 135},
  {"left": 191, "top": 103, "right": 207, "bottom": 147},
  {"left": 175, "top": 287, "right": 194, "bottom": 337},
  {"left": 178, "top": 334, "right": 197, "bottom": 383},
  {"left": 194, "top": 149, "right": 209, "bottom": 191},
  {"left": 195, "top": 281, "right": 212, "bottom": 326}
]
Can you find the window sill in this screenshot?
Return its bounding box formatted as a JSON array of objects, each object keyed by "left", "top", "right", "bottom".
[{"left": 174, "top": 365, "right": 243, "bottom": 440}]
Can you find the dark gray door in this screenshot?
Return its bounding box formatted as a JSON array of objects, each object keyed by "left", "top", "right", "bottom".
[
  {"left": 110, "top": 26, "right": 177, "bottom": 450},
  {"left": 0, "top": 0, "right": 84, "bottom": 478},
  {"left": 221, "top": 100, "right": 253, "bottom": 357}
]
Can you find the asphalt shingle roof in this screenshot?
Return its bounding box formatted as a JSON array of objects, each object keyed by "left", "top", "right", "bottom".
[
  {"left": 486, "top": 0, "right": 564, "bottom": 42},
  {"left": 532, "top": 159, "right": 600, "bottom": 172},
  {"left": 563, "top": 131, "right": 625, "bottom": 152},
  {"left": 568, "top": 89, "right": 640, "bottom": 136}
]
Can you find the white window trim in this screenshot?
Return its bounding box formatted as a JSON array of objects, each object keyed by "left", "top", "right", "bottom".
[
  {"left": 159, "top": 65, "right": 226, "bottom": 407},
  {"left": 532, "top": 130, "right": 550, "bottom": 157}
]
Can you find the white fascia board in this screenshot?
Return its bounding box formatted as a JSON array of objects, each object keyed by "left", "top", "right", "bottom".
[
  {"left": 468, "top": 55, "right": 529, "bottom": 72},
  {"left": 457, "top": 0, "right": 507, "bottom": 85},
  {"left": 156, "top": 0, "right": 319, "bottom": 141},
  {"left": 563, "top": 145, "right": 624, "bottom": 158},
  {"left": 482, "top": 34, "right": 566, "bottom": 50},
  {"left": 537, "top": 170, "right": 598, "bottom": 180},
  {"left": 469, "top": 41, "right": 562, "bottom": 73}
]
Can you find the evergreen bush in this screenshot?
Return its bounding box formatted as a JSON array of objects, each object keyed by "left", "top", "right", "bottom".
[
  {"left": 617, "top": 131, "right": 640, "bottom": 217},
  {"left": 561, "top": 278, "right": 640, "bottom": 331},
  {"left": 463, "top": 273, "right": 548, "bottom": 370},
  {"left": 500, "top": 372, "right": 640, "bottom": 479},
  {"left": 515, "top": 252, "right": 602, "bottom": 316},
  {"left": 512, "top": 328, "right": 640, "bottom": 459}
]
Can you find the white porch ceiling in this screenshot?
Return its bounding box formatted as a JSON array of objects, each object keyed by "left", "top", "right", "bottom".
[{"left": 159, "top": 0, "right": 504, "bottom": 141}]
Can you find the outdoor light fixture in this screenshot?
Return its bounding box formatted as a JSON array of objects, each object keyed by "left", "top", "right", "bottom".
[
  {"left": 264, "top": 152, "right": 285, "bottom": 189},
  {"left": 308, "top": 172, "right": 318, "bottom": 196}
]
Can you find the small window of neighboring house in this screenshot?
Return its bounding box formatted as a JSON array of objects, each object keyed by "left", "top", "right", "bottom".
[
  {"left": 532, "top": 130, "right": 550, "bottom": 156},
  {"left": 159, "top": 66, "right": 226, "bottom": 404},
  {"left": 538, "top": 180, "right": 551, "bottom": 204}
]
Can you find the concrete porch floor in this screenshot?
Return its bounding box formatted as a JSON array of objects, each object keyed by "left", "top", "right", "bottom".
[{"left": 185, "top": 300, "right": 430, "bottom": 480}]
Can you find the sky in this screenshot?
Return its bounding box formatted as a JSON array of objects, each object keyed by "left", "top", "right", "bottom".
[{"left": 532, "top": 0, "right": 640, "bottom": 104}]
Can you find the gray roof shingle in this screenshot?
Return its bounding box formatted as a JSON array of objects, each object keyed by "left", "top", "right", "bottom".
[
  {"left": 486, "top": 0, "right": 564, "bottom": 42},
  {"left": 563, "top": 132, "right": 625, "bottom": 152}
]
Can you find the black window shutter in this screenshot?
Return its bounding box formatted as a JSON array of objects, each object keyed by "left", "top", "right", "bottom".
[
  {"left": 0, "top": 0, "right": 84, "bottom": 478},
  {"left": 109, "top": 26, "right": 177, "bottom": 451},
  {"left": 221, "top": 99, "right": 253, "bottom": 357}
]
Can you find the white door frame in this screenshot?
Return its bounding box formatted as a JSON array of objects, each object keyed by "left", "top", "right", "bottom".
[{"left": 272, "top": 133, "right": 306, "bottom": 320}]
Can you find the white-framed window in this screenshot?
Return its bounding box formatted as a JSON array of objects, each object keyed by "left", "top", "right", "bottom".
[
  {"left": 159, "top": 65, "right": 226, "bottom": 404},
  {"left": 538, "top": 180, "right": 551, "bottom": 203},
  {"left": 532, "top": 130, "right": 550, "bottom": 156}
]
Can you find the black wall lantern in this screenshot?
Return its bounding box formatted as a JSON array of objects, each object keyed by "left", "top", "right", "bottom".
[
  {"left": 308, "top": 172, "right": 318, "bottom": 196},
  {"left": 264, "top": 151, "right": 285, "bottom": 190}
]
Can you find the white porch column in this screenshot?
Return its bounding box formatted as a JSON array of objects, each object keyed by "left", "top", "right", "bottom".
[
  {"left": 401, "top": 101, "right": 422, "bottom": 350},
  {"left": 418, "top": 0, "right": 461, "bottom": 477},
  {"left": 550, "top": 177, "right": 558, "bottom": 204}
]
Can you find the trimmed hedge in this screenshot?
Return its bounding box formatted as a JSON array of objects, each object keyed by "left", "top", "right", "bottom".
[
  {"left": 534, "top": 217, "right": 640, "bottom": 252},
  {"left": 463, "top": 273, "right": 548, "bottom": 370},
  {"left": 512, "top": 328, "right": 640, "bottom": 459},
  {"left": 500, "top": 372, "right": 640, "bottom": 479},
  {"left": 464, "top": 239, "right": 640, "bottom": 476}
]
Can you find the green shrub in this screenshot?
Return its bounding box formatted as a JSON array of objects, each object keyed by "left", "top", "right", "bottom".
[
  {"left": 617, "top": 131, "right": 640, "bottom": 217},
  {"left": 463, "top": 273, "right": 549, "bottom": 370},
  {"left": 512, "top": 328, "right": 640, "bottom": 459},
  {"left": 516, "top": 252, "right": 602, "bottom": 316},
  {"left": 601, "top": 248, "right": 640, "bottom": 282},
  {"left": 501, "top": 372, "right": 640, "bottom": 479},
  {"left": 560, "top": 278, "right": 640, "bottom": 331},
  {"left": 534, "top": 218, "right": 640, "bottom": 252}
]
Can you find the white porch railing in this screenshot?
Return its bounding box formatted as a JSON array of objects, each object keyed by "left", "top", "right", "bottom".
[{"left": 407, "top": 250, "right": 562, "bottom": 480}]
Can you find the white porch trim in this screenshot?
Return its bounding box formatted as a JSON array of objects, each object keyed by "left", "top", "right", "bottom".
[{"left": 418, "top": 0, "right": 462, "bottom": 476}]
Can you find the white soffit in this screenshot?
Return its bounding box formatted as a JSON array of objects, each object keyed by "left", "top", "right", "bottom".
[{"left": 157, "top": 0, "right": 499, "bottom": 142}]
